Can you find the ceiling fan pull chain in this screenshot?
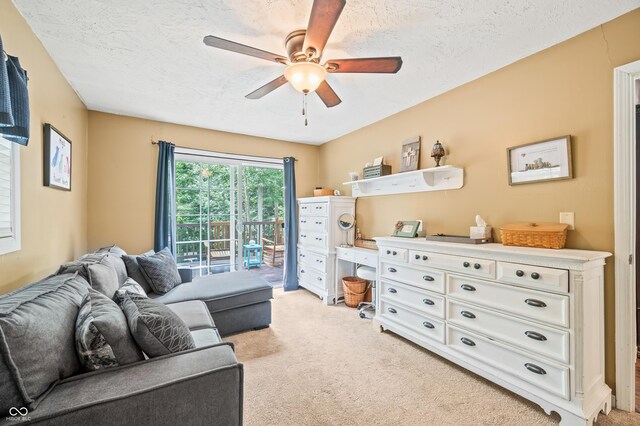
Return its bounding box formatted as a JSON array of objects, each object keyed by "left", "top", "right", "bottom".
[{"left": 303, "top": 93, "right": 309, "bottom": 126}]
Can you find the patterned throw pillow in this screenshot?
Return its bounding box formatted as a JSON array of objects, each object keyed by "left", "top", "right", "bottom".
[
  {"left": 137, "top": 248, "right": 182, "bottom": 294},
  {"left": 122, "top": 251, "right": 155, "bottom": 293},
  {"left": 113, "top": 277, "right": 147, "bottom": 306},
  {"left": 121, "top": 293, "right": 195, "bottom": 358},
  {"left": 75, "top": 289, "right": 144, "bottom": 371}
]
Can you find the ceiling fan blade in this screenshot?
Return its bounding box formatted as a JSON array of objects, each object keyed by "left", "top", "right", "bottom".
[
  {"left": 245, "top": 75, "right": 289, "bottom": 99},
  {"left": 203, "top": 35, "right": 287, "bottom": 64},
  {"left": 315, "top": 80, "right": 341, "bottom": 107},
  {"left": 325, "top": 57, "right": 403, "bottom": 73},
  {"left": 302, "top": 0, "right": 346, "bottom": 57}
]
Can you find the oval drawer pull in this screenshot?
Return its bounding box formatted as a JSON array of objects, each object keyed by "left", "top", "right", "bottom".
[
  {"left": 388, "top": 288, "right": 397, "bottom": 294},
  {"left": 463, "top": 261, "right": 470, "bottom": 268},
  {"left": 524, "top": 363, "right": 547, "bottom": 375},
  {"left": 525, "top": 298, "right": 547, "bottom": 308},
  {"left": 516, "top": 269, "right": 525, "bottom": 277},
  {"left": 460, "top": 284, "right": 476, "bottom": 292},
  {"left": 422, "top": 275, "right": 434, "bottom": 281},
  {"left": 531, "top": 272, "right": 540, "bottom": 280},
  {"left": 460, "top": 337, "right": 476, "bottom": 346},
  {"left": 387, "top": 307, "right": 397, "bottom": 314},
  {"left": 422, "top": 321, "right": 434, "bottom": 329},
  {"left": 525, "top": 331, "right": 547, "bottom": 341},
  {"left": 461, "top": 310, "right": 476, "bottom": 319},
  {"left": 474, "top": 263, "right": 481, "bottom": 270},
  {"left": 388, "top": 267, "right": 397, "bottom": 273},
  {"left": 422, "top": 298, "right": 434, "bottom": 305}
]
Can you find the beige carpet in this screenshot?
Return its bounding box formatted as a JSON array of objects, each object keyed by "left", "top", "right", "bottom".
[{"left": 226, "top": 289, "right": 640, "bottom": 426}]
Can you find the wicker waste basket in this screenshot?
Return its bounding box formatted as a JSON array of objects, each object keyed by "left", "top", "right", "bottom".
[
  {"left": 500, "top": 222, "right": 568, "bottom": 249},
  {"left": 342, "top": 276, "right": 369, "bottom": 308}
]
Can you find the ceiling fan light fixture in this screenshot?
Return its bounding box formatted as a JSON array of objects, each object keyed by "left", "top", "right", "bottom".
[{"left": 284, "top": 62, "right": 327, "bottom": 93}]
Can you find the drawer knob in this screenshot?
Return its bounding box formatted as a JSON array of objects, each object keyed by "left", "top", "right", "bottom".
[
  {"left": 474, "top": 263, "right": 481, "bottom": 270},
  {"left": 461, "top": 310, "right": 476, "bottom": 319},
  {"left": 392, "top": 251, "right": 397, "bottom": 255},
  {"left": 422, "top": 298, "right": 434, "bottom": 305},
  {"left": 531, "top": 272, "right": 540, "bottom": 280},
  {"left": 387, "top": 307, "right": 397, "bottom": 314},
  {"left": 422, "top": 255, "right": 428, "bottom": 260},
  {"left": 388, "top": 288, "right": 397, "bottom": 294},
  {"left": 301, "top": 220, "right": 307, "bottom": 223},
  {"left": 516, "top": 270, "right": 525, "bottom": 277},
  {"left": 415, "top": 254, "right": 420, "bottom": 260},
  {"left": 525, "top": 331, "right": 547, "bottom": 341},
  {"left": 388, "top": 267, "right": 397, "bottom": 273},
  {"left": 463, "top": 261, "right": 470, "bottom": 268},
  {"left": 524, "top": 363, "right": 547, "bottom": 375},
  {"left": 386, "top": 250, "right": 391, "bottom": 255},
  {"left": 460, "top": 337, "right": 476, "bottom": 347},
  {"left": 461, "top": 284, "right": 476, "bottom": 292},
  {"left": 301, "top": 269, "right": 305, "bottom": 273},
  {"left": 524, "top": 298, "right": 547, "bottom": 308},
  {"left": 422, "top": 321, "right": 434, "bottom": 329},
  {"left": 317, "top": 277, "right": 322, "bottom": 281},
  {"left": 423, "top": 275, "right": 434, "bottom": 282}
]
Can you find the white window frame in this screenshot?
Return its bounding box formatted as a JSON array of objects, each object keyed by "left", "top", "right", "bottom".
[{"left": 0, "top": 136, "right": 21, "bottom": 255}]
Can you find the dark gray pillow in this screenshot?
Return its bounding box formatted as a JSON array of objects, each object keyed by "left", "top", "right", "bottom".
[
  {"left": 0, "top": 273, "right": 89, "bottom": 413},
  {"left": 122, "top": 250, "right": 154, "bottom": 293},
  {"left": 113, "top": 278, "right": 148, "bottom": 306},
  {"left": 75, "top": 288, "right": 144, "bottom": 371},
  {"left": 121, "top": 293, "right": 195, "bottom": 358},
  {"left": 59, "top": 254, "right": 120, "bottom": 298},
  {"left": 137, "top": 248, "right": 182, "bottom": 294}
]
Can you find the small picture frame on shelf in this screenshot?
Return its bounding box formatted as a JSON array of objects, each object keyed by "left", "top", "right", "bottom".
[
  {"left": 507, "top": 135, "right": 572, "bottom": 185},
  {"left": 393, "top": 220, "right": 420, "bottom": 238}
]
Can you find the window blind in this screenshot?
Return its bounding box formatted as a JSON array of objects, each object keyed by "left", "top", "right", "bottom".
[{"left": 0, "top": 138, "right": 13, "bottom": 238}]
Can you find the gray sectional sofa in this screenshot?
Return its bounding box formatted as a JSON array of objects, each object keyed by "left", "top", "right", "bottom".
[{"left": 0, "top": 246, "right": 274, "bottom": 425}]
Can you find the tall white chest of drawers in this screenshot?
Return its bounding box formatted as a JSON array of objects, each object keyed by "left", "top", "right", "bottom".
[
  {"left": 374, "top": 237, "right": 611, "bottom": 426},
  {"left": 297, "top": 196, "right": 355, "bottom": 304}
]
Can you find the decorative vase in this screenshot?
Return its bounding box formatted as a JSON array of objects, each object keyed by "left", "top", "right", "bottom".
[{"left": 431, "top": 140, "right": 445, "bottom": 167}]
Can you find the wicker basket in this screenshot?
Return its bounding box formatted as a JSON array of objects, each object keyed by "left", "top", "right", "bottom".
[
  {"left": 342, "top": 276, "right": 369, "bottom": 308},
  {"left": 500, "top": 222, "right": 568, "bottom": 249},
  {"left": 313, "top": 188, "right": 335, "bottom": 196}
]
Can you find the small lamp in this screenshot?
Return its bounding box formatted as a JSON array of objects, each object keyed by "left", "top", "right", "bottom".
[{"left": 430, "top": 140, "right": 445, "bottom": 167}]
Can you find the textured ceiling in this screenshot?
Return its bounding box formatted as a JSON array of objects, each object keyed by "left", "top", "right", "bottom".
[{"left": 12, "top": 0, "right": 640, "bottom": 144}]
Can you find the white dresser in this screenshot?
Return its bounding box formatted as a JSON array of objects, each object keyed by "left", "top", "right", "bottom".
[
  {"left": 297, "top": 196, "right": 356, "bottom": 304},
  {"left": 374, "top": 237, "right": 611, "bottom": 426}
]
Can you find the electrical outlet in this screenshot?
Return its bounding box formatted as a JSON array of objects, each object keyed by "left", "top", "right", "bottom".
[{"left": 560, "top": 212, "right": 574, "bottom": 230}]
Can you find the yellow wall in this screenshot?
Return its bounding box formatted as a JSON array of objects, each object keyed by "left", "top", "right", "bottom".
[
  {"left": 87, "top": 111, "right": 319, "bottom": 254},
  {"left": 319, "top": 9, "right": 640, "bottom": 387},
  {"left": 0, "top": 1, "right": 89, "bottom": 294}
]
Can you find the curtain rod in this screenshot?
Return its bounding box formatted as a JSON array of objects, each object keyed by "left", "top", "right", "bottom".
[{"left": 151, "top": 139, "right": 297, "bottom": 162}]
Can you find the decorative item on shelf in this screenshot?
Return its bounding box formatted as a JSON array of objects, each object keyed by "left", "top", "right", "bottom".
[
  {"left": 372, "top": 156, "right": 384, "bottom": 166},
  {"left": 507, "top": 135, "right": 572, "bottom": 185},
  {"left": 430, "top": 140, "right": 445, "bottom": 167},
  {"left": 500, "top": 222, "right": 568, "bottom": 249},
  {"left": 392, "top": 220, "right": 420, "bottom": 238},
  {"left": 400, "top": 136, "right": 421, "bottom": 173},
  {"left": 470, "top": 215, "right": 492, "bottom": 240},
  {"left": 425, "top": 234, "right": 493, "bottom": 244},
  {"left": 313, "top": 187, "right": 335, "bottom": 196},
  {"left": 43, "top": 123, "right": 72, "bottom": 191},
  {"left": 354, "top": 238, "right": 378, "bottom": 250},
  {"left": 337, "top": 213, "right": 356, "bottom": 247},
  {"left": 363, "top": 164, "right": 392, "bottom": 179},
  {"left": 348, "top": 171, "right": 359, "bottom": 181}
]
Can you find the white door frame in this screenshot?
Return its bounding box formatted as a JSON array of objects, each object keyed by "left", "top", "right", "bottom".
[{"left": 613, "top": 60, "right": 640, "bottom": 411}]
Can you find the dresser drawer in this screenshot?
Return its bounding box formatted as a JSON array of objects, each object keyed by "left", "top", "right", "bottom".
[
  {"left": 447, "top": 325, "right": 569, "bottom": 400},
  {"left": 298, "top": 265, "right": 326, "bottom": 289},
  {"left": 336, "top": 246, "right": 356, "bottom": 261},
  {"left": 409, "top": 250, "right": 496, "bottom": 280},
  {"left": 380, "top": 298, "right": 445, "bottom": 344},
  {"left": 447, "top": 275, "right": 569, "bottom": 328},
  {"left": 380, "top": 280, "right": 445, "bottom": 319},
  {"left": 299, "top": 250, "right": 327, "bottom": 274},
  {"left": 299, "top": 216, "right": 327, "bottom": 232},
  {"left": 380, "top": 262, "right": 445, "bottom": 294},
  {"left": 299, "top": 202, "right": 327, "bottom": 217},
  {"left": 497, "top": 262, "right": 569, "bottom": 293},
  {"left": 298, "top": 231, "right": 327, "bottom": 250},
  {"left": 380, "top": 247, "right": 408, "bottom": 262},
  {"left": 355, "top": 250, "right": 377, "bottom": 267},
  {"left": 447, "top": 299, "right": 569, "bottom": 364}
]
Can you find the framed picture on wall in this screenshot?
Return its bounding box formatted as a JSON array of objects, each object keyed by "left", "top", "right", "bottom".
[
  {"left": 507, "top": 135, "right": 572, "bottom": 185},
  {"left": 400, "top": 136, "right": 421, "bottom": 173},
  {"left": 43, "top": 123, "right": 72, "bottom": 191}
]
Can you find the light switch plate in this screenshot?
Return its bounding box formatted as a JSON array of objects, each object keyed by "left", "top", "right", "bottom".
[{"left": 560, "top": 212, "right": 575, "bottom": 230}]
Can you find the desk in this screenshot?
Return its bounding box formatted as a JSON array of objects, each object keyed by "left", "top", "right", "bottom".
[
  {"left": 334, "top": 246, "right": 378, "bottom": 304},
  {"left": 243, "top": 244, "right": 262, "bottom": 269}
]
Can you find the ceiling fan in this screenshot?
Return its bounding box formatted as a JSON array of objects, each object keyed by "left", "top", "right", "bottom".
[{"left": 202, "top": 0, "right": 402, "bottom": 111}]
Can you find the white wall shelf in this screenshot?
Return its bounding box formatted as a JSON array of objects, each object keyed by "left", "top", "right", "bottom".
[{"left": 342, "top": 166, "right": 464, "bottom": 197}]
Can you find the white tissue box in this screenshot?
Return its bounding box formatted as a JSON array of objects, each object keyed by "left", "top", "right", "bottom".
[{"left": 470, "top": 226, "right": 492, "bottom": 239}]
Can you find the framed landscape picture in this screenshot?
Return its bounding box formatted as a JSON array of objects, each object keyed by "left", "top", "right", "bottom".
[
  {"left": 507, "top": 135, "right": 572, "bottom": 185},
  {"left": 43, "top": 124, "right": 72, "bottom": 190}
]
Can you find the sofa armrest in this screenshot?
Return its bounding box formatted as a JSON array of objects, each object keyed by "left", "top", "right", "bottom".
[
  {"left": 178, "top": 267, "right": 192, "bottom": 283},
  {"left": 24, "top": 344, "right": 242, "bottom": 426}
]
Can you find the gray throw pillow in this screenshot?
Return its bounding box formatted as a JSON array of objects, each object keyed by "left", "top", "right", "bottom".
[
  {"left": 137, "top": 248, "right": 182, "bottom": 294},
  {"left": 113, "top": 278, "right": 148, "bottom": 306},
  {"left": 121, "top": 293, "right": 195, "bottom": 358},
  {"left": 75, "top": 289, "right": 144, "bottom": 371},
  {"left": 95, "top": 244, "right": 127, "bottom": 257},
  {"left": 59, "top": 254, "right": 120, "bottom": 298},
  {"left": 122, "top": 251, "right": 155, "bottom": 293},
  {"left": 93, "top": 246, "right": 128, "bottom": 285},
  {"left": 0, "top": 273, "right": 89, "bottom": 413}
]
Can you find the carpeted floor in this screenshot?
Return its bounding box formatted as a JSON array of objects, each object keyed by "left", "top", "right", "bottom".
[{"left": 226, "top": 289, "right": 640, "bottom": 426}]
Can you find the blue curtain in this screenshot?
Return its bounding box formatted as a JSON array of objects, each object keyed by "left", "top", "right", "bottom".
[
  {"left": 1, "top": 35, "right": 30, "bottom": 146},
  {"left": 283, "top": 157, "right": 298, "bottom": 291},
  {"left": 154, "top": 141, "right": 176, "bottom": 255}
]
